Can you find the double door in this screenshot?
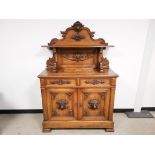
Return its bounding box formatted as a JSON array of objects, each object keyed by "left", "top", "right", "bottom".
[{"left": 46, "top": 87, "right": 111, "bottom": 121}]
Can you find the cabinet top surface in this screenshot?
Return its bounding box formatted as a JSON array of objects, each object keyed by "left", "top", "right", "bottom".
[{"left": 38, "top": 69, "right": 118, "bottom": 78}]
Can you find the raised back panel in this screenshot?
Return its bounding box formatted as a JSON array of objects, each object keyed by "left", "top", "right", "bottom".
[{"left": 56, "top": 48, "right": 99, "bottom": 72}]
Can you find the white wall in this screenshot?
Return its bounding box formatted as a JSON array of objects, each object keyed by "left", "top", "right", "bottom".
[
  {"left": 141, "top": 20, "right": 155, "bottom": 107},
  {"left": 0, "top": 19, "right": 150, "bottom": 109}
]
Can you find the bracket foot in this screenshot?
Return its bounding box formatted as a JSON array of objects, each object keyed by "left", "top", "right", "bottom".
[{"left": 105, "top": 128, "right": 114, "bottom": 132}]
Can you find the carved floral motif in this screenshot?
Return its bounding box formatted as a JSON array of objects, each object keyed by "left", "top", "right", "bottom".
[
  {"left": 85, "top": 79, "right": 105, "bottom": 85},
  {"left": 50, "top": 79, "right": 71, "bottom": 85},
  {"left": 71, "top": 21, "right": 85, "bottom": 41},
  {"left": 62, "top": 52, "right": 89, "bottom": 62},
  {"left": 72, "top": 34, "right": 85, "bottom": 41}
]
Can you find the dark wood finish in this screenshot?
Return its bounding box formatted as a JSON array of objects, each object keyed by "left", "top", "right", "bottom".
[{"left": 38, "top": 21, "right": 118, "bottom": 132}]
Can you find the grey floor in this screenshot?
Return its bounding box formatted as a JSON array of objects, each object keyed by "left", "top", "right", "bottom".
[{"left": 0, "top": 112, "right": 155, "bottom": 135}]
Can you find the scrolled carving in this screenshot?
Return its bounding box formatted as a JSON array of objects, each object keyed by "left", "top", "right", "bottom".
[
  {"left": 100, "top": 39, "right": 108, "bottom": 47},
  {"left": 48, "top": 38, "right": 58, "bottom": 45},
  {"left": 62, "top": 52, "right": 89, "bottom": 62},
  {"left": 71, "top": 21, "right": 84, "bottom": 32},
  {"left": 102, "top": 57, "right": 109, "bottom": 66},
  {"left": 85, "top": 79, "right": 105, "bottom": 85},
  {"left": 84, "top": 93, "right": 91, "bottom": 100},
  {"left": 51, "top": 79, "right": 71, "bottom": 85},
  {"left": 96, "top": 48, "right": 110, "bottom": 72},
  {"left": 72, "top": 34, "right": 85, "bottom": 41},
  {"left": 99, "top": 57, "right": 109, "bottom": 72},
  {"left": 46, "top": 57, "right": 57, "bottom": 72},
  {"left": 51, "top": 92, "right": 58, "bottom": 99},
  {"left": 72, "top": 52, "right": 87, "bottom": 61},
  {"left": 56, "top": 99, "right": 68, "bottom": 110},
  {"left": 45, "top": 21, "right": 110, "bottom": 49},
  {"left": 65, "top": 92, "right": 73, "bottom": 99},
  {"left": 88, "top": 99, "right": 99, "bottom": 110},
  {"left": 71, "top": 21, "right": 85, "bottom": 41}
]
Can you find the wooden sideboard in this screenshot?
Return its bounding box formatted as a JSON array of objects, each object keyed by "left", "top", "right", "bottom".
[{"left": 38, "top": 21, "right": 118, "bottom": 132}]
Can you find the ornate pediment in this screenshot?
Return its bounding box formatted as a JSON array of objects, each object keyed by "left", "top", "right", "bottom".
[
  {"left": 61, "top": 21, "right": 92, "bottom": 39},
  {"left": 72, "top": 21, "right": 84, "bottom": 32},
  {"left": 46, "top": 21, "right": 108, "bottom": 48}
]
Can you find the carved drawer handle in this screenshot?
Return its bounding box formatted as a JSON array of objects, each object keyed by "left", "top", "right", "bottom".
[
  {"left": 85, "top": 79, "right": 105, "bottom": 85},
  {"left": 51, "top": 79, "right": 71, "bottom": 85},
  {"left": 56, "top": 99, "right": 68, "bottom": 110},
  {"left": 88, "top": 99, "right": 99, "bottom": 110}
]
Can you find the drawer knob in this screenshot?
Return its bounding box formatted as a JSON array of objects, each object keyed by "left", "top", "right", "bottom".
[
  {"left": 51, "top": 80, "right": 71, "bottom": 85},
  {"left": 85, "top": 79, "right": 105, "bottom": 85}
]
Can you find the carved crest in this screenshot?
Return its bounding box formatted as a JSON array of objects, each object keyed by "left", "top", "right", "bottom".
[
  {"left": 71, "top": 21, "right": 84, "bottom": 32},
  {"left": 47, "top": 21, "right": 108, "bottom": 47},
  {"left": 72, "top": 34, "right": 85, "bottom": 41}
]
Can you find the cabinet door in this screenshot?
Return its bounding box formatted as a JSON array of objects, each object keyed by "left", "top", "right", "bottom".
[
  {"left": 47, "top": 88, "right": 77, "bottom": 121},
  {"left": 79, "top": 88, "right": 110, "bottom": 121}
]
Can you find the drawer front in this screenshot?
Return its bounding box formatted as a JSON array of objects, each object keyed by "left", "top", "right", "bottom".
[
  {"left": 47, "top": 79, "right": 76, "bottom": 87},
  {"left": 80, "top": 78, "right": 110, "bottom": 87}
]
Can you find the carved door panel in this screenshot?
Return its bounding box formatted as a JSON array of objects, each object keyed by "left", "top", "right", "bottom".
[
  {"left": 47, "top": 88, "right": 77, "bottom": 121},
  {"left": 79, "top": 88, "right": 110, "bottom": 121}
]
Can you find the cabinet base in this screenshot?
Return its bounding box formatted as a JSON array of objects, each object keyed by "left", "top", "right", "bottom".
[
  {"left": 105, "top": 128, "right": 114, "bottom": 132},
  {"left": 43, "top": 120, "right": 114, "bottom": 130}
]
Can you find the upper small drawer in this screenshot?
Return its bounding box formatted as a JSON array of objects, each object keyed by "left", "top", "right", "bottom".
[
  {"left": 80, "top": 78, "right": 110, "bottom": 86},
  {"left": 46, "top": 79, "right": 76, "bottom": 87}
]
